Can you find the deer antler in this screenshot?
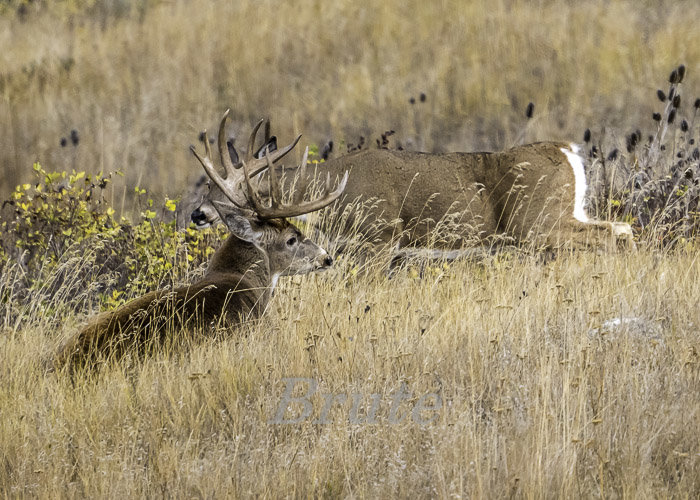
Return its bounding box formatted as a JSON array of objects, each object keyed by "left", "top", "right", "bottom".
[
  {"left": 190, "top": 109, "right": 300, "bottom": 209},
  {"left": 191, "top": 109, "right": 348, "bottom": 219},
  {"left": 242, "top": 146, "right": 349, "bottom": 219}
]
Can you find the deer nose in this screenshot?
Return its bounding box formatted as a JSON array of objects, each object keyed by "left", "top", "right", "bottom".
[
  {"left": 191, "top": 209, "right": 208, "bottom": 225},
  {"left": 322, "top": 255, "right": 333, "bottom": 267}
]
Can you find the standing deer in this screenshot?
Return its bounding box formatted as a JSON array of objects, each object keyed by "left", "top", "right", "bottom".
[
  {"left": 191, "top": 134, "right": 634, "bottom": 255},
  {"left": 53, "top": 110, "right": 348, "bottom": 368}
]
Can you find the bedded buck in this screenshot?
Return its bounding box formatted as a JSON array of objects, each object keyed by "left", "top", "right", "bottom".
[
  {"left": 53, "top": 110, "right": 348, "bottom": 368},
  {"left": 190, "top": 125, "right": 634, "bottom": 255}
]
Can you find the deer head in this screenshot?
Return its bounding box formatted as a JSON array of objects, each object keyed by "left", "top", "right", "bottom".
[{"left": 189, "top": 109, "right": 348, "bottom": 281}]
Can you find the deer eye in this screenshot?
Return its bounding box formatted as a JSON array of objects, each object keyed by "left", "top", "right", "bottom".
[{"left": 286, "top": 236, "right": 297, "bottom": 246}]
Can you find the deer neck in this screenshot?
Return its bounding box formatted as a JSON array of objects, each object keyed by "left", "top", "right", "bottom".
[{"left": 204, "top": 234, "right": 271, "bottom": 291}]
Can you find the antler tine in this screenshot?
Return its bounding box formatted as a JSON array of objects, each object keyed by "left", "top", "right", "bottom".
[
  {"left": 240, "top": 156, "right": 270, "bottom": 214},
  {"left": 293, "top": 146, "right": 309, "bottom": 205},
  {"left": 203, "top": 126, "right": 213, "bottom": 160},
  {"left": 246, "top": 134, "right": 303, "bottom": 178},
  {"left": 264, "top": 119, "right": 271, "bottom": 143},
  {"left": 246, "top": 164, "right": 349, "bottom": 220},
  {"left": 246, "top": 119, "right": 265, "bottom": 162},
  {"left": 267, "top": 134, "right": 302, "bottom": 164},
  {"left": 190, "top": 138, "right": 245, "bottom": 209},
  {"left": 217, "top": 109, "right": 237, "bottom": 175},
  {"left": 265, "top": 146, "right": 284, "bottom": 210}
]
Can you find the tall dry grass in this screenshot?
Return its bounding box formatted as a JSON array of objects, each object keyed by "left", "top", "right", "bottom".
[
  {"left": 1, "top": 0, "right": 699, "bottom": 207},
  {"left": 1, "top": 248, "right": 698, "bottom": 497}
]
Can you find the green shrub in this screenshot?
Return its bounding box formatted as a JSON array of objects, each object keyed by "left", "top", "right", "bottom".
[{"left": 0, "top": 163, "right": 226, "bottom": 322}]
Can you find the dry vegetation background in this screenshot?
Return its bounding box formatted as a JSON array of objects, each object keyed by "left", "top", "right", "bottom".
[
  {"left": 1, "top": 0, "right": 699, "bottom": 202},
  {"left": 1, "top": 0, "right": 699, "bottom": 497}
]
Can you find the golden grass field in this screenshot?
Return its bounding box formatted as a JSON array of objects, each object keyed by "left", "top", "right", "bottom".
[
  {"left": 1, "top": 0, "right": 699, "bottom": 497},
  {"left": 2, "top": 249, "right": 699, "bottom": 497}
]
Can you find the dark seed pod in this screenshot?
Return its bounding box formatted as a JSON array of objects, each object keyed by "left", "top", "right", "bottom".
[
  {"left": 419, "top": 92, "right": 426, "bottom": 102},
  {"left": 60, "top": 137, "right": 67, "bottom": 147},
  {"left": 677, "top": 64, "right": 686, "bottom": 83},
  {"left": 692, "top": 148, "right": 699, "bottom": 160},
  {"left": 198, "top": 131, "right": 207, "bottom": 143},
  {"left": 672, "top": 94, "right": 681, "bottom": 108},
  {"left": 70, "top": 129, "right": 79, "bottom": 146},
  {"left": 409, "top": 97, "right": 415, "bottom": 104},
  {"left": 681, "top": 119, "right": 689, "bottom": 132},
  {"left": 668, "top": 109, "right": 676, "bottom": 124},
  {"left": 607, "top": 148, "right": 618, "bottom": 161},
  {"left": 652, "top": 112, "right": 661, "bottom": 121},
  {"left": 669, "top": 69, "right": 679, "bottom": 84},
  {"left": 695, "top": 98, "right": 700, "bottom": 109},
  {"left": 525, "top": 102, "right": 534, "bottom": 118},
  {"left": 583, "top": 129, "right": 591, "bottom": 143},
  {"left": 668, "top": 88, "right": 675, "bottom": 100},
  {"left": 657, "top": 89, "right": 666, "bottom": 102}
]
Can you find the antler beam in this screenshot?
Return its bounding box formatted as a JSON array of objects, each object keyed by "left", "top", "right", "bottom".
[{"left": 242, "top": 147, "right": 349, "bottom": 219}]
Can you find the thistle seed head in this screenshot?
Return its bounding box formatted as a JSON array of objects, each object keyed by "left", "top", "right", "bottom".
[
  {"left": 525, "top": 102, "right": 534, "bottom": 119},
  {"left": 677, "top": 64, "right": 686, "bottom": 83}
]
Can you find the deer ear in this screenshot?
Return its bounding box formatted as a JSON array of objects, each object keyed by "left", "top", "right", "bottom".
[
  {"left": 223, "top": 214, "right": 263, "bottom": 243},
  {"left": 254, "top": 136, "right": 277, "bottom": 159}
]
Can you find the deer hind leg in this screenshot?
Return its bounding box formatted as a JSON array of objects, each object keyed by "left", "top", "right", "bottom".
[{"left": 562, "top": 218, "right": 635, "bottom": 252}]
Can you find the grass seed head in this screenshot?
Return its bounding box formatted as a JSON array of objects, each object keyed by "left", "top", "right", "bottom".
[
  {"left": 525, "top": 102, "right": 534, "bottom": 118},
  {"left": 669, "top": 68, "right": 679, "bottom": 84},
  {"left": 677, "top": 64, "right": 686, "bottom": 83}
]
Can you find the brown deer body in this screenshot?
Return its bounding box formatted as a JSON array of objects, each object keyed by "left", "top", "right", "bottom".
[
  {"left": 193, "top": 140, "right": 633, "bottom": 253},
  {"left": 54, "top": 111, "right": 347, "bottom": 369}
]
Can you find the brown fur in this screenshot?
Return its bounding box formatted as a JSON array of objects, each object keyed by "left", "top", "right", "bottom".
[{"left": 53, "top": 235, "right": 268, "bottom": 368}]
